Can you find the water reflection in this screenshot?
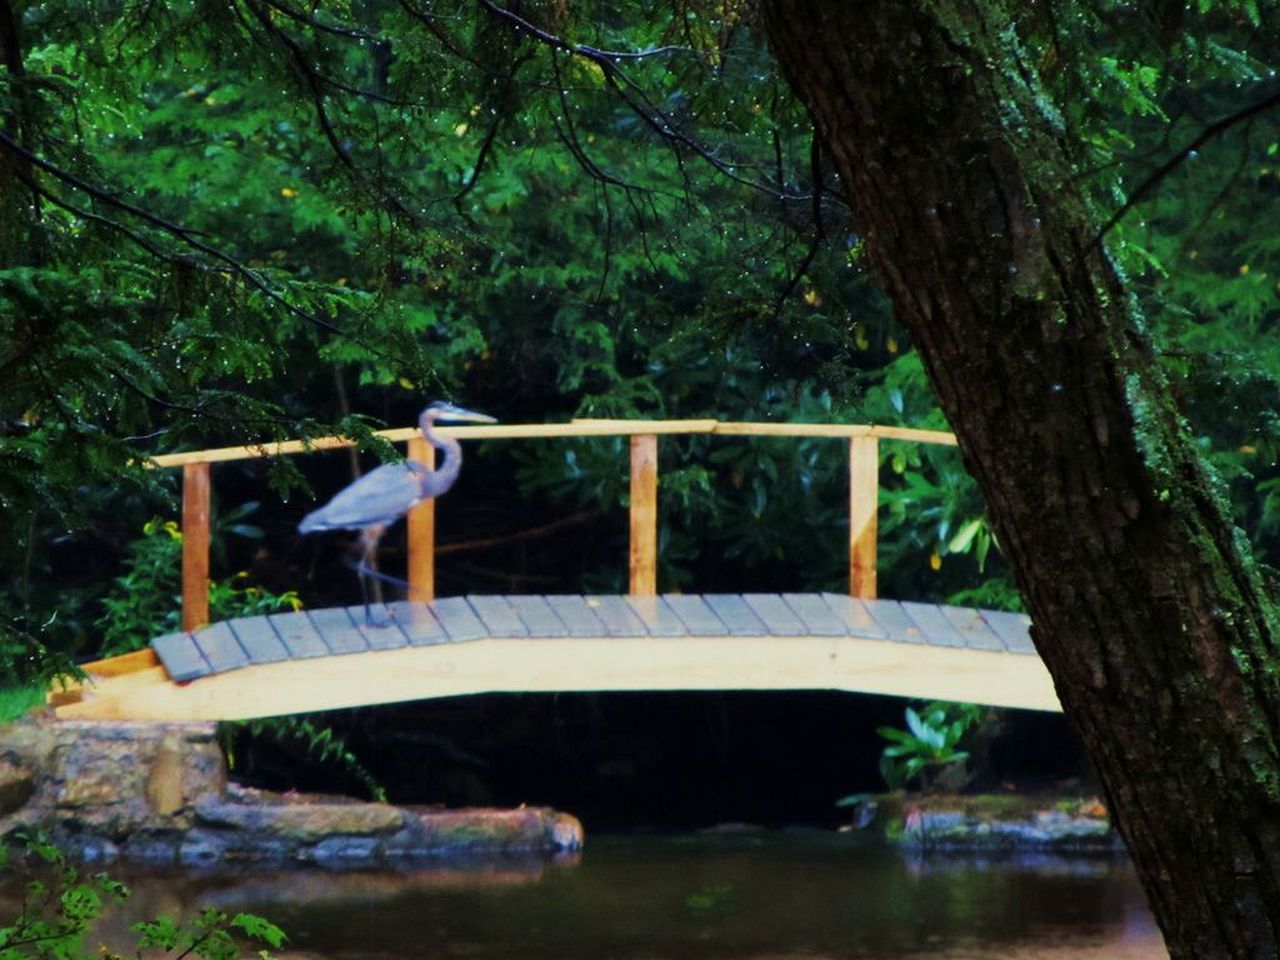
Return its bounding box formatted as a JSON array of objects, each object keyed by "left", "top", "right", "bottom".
[{"left": 2, "top": 834, "right": 1166, "bottom": 959}]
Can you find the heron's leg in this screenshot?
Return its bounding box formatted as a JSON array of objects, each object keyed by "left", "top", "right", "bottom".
[
  {"left": 355, "top": 525, "right": 394, "bottom": 627},
  {"left": 345, "top": 558, "right": 409, "bottom": 589}
]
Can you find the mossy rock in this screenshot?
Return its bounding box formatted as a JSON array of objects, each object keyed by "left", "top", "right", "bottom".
[{"left": 871, "top": 793, "right": 1118, "bottom": 852}]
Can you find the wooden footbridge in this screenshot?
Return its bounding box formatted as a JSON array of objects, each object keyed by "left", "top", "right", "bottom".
[{"left": 52, "top": 419, "right": 1060, "bottom": 719}]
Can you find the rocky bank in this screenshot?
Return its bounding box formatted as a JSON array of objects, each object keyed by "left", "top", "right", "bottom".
[
  {"left": 0, "top": 715, "right": 582, "bottom": 866},
  {"left": 870, "top": 792, "right": 1122, "bottom": 852}
]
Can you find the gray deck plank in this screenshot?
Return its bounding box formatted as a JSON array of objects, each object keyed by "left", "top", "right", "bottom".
[
  {"left": 345, "top": 606, "right": 411, "bottom": 651},
  {"left": 703, "top": 595, "right": 768, "bottom": 636},
  {"left": 159, "top": 594, "right": 1042, "bottom": 697},
  {"left": 625, "top": 597, "right": 688, "bottom": 637},
  {"left": 193, "top": 621, "right": 250, "bottom": 673},
  {"left": 227, "top": 617, "right": 289, "bottom": 664},
  {"left": 939, "top": 606, "right": 1006, "bottom": 652},
  {"left": 590, "top": 596, "right": 648, "bottom": 636},
  {"left": 901, "top": 602, "right": 967, "bottom": 648},
  {"left": 982, "top": 610, "right": 1036, "bottom": 654},
  {"left": 467, "top": 595, "right": 529, "bottom": 638},
  {"left": 306, "top": 608, "right": 370, "bottom": 655},
  {"left": 266, "top": 611, "right": 330, "bottom": 659},
  {"left": 386, "top": 602, "right": 450, "bottom": 646},
  {"left": 742, "top": 594, "right": 806, "bottom": 635},
  {"left": 505, "top": 596, "right": 568, "bottom": 638},
  {"left": 430, "top": 597, "right": 488, "bottom": 642},
  {"left": 820, "top": 594, "right": 889, "bottom": 639},
  {"left": 782, "top": 594, "right": 848, "bottom": 636},
  {"left": 152, "top": 632, "right": 211, "bottom": 681},
  {"left": 663, "top": 594, "right": 729, "bottom": 636},
  {"left": 543, "top": 596, "right": 608, "bottom": 637},
  {"left": 863, "top": 599, "right": 925, "bottom": 644}
]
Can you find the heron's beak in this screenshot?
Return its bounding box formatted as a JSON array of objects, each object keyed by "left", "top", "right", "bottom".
[{"left": 443, "top": 407, "right": 498, "bottom": 424}]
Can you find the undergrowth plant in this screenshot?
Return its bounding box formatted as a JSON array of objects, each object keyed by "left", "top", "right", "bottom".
[
  {"left": 875, "top": 701, "right": 987, "bottom": 792},
  {"left": 97, "top": 521, "right": 382, "bottom": 802},
  {"left": 0, "top": 834, "right": 285, "bottom": 960},
  {"left": 96, "top": 519, "right": 300, "bottom": 657},
  {"left": 221, "top": 717, "right": 387, "bottom": 803}
]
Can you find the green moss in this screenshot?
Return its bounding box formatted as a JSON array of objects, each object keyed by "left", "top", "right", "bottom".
[
  {"left": 0, "top": 684, "right": 46, "bottom": 726},
  {"left": 1124, "top": 371, "right": 1175, "bottom": 484}
]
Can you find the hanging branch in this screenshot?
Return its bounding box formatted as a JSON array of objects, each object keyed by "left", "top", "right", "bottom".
[
  {"left": 548, "top": 50, "right": 657, "bottom": 195},
  {"left": 476, "top": 0, "right": 834, "bottom": 207},
  {"left": 1094, "top": 85, "right": 1280, "bottom": 245},
  {"left": 452, "top": 47, "right": 540, "bottom": 208},
  {"left": 769, "top": 132, "right": 827, "bottom": 322},
  {"left": 257, "top": 0, "right": 381, "bottom": 43},
  {"left": 596, "top": 182, "right": 615, "bottom": 301},
  {"left": 454, "top": 117, "right": 502, "bottom": 208},
  {"left": 237, "top": 0, "right": 417, "bottom": 220},
  {"left": 1175, "top": 119, "right": 1255, "bottom": 263},
  {"left": 398, "top": 0, "right": 482, "bottom": 66},
  {"left": 0, "top": 129, "right": 345, "bottom": 335}
]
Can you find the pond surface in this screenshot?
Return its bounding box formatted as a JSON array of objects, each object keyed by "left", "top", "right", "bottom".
[{"left": 50, "top": 833, "right": 1168, "bottom": 959}]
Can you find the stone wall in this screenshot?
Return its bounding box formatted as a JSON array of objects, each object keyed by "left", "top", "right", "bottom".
[{"left": 0, "top": 714, "right": 582, "bottom": 866}]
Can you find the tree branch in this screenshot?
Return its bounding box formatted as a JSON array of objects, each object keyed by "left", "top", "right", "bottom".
[
  {"left": 257, "top": 0, "right": 380, "bottom": 43},
  {"left": 398, "top": 0, "right": 481, "bottom": 66},
  {"left": 1095, "top": 85, "right": 1280, "bottom": 244},
  {"left": 769, "top": 133, "right": 827, "bottom": 323},
  {"left": 0, "top": 129, "right": 344, "bottom": 334},
  {"left": 238, "top": 0, "right": 417, "bottom": 219},
  {"left": 476, "top": 0, "right": 829, "bottom": 206},
  {"left": 453, "top": 116, "right": 502, "bottom": 209}
]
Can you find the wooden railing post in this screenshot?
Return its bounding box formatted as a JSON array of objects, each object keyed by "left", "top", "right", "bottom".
[
  {"left": 406, "top": 437, "right": 435, "bottom": 602},
  {"left": 629, "top": 434, "right": 658, "bottom": 596},
  {"left": 849, "top": 436, "right": 879, "bottom": 598},
  {"left": 181, "top": 462, "right": 211, "bottom": 631}
]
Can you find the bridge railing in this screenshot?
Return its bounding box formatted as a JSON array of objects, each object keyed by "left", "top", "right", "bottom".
[{"left": 149, "top": 420, "right": 958, "bottom": 631}]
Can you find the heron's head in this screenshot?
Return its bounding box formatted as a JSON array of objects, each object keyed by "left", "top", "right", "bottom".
[{"left": 421, "top": 401, "right": 498, "bottom": 425}]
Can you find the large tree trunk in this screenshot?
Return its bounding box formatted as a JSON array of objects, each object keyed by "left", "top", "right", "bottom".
[{"left": 760, "top": 1, "right": 1280, "bottom": 956}]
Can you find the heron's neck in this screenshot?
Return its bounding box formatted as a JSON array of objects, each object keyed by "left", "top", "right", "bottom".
[{"left": 421, "top": 415, "right": 463, "bottom": 486}]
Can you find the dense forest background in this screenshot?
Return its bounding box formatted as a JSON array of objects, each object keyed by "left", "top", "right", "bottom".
[{"left": 1, "top": 0, "right": 1277, "bottom": 821}]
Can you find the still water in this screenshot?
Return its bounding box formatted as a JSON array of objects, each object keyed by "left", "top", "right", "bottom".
[{"left": 63, "top": 834, "right": 1167, "bottom": 959}]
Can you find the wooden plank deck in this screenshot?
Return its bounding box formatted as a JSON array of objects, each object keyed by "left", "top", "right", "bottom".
[{"left": 55, "top": 594, "right": 1055, "bottom": 720}]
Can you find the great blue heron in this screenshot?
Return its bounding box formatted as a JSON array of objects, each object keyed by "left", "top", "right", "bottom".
[{"left": 299, "top": 401, "right": 497, "bottom": 624}]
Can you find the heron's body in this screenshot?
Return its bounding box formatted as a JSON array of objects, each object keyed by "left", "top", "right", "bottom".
[
  {"left": 299, "top": 402, "right": 496, "bottom": 623},
  {"left": 299, "top": 461, "right": 434, "bottom": 533}
]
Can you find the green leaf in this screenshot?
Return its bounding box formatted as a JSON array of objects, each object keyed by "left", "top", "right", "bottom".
[
  {"left": 231, "top": 913, "right": 287, "bottom": 948},
  {"left": 904, "top": 707, "right": 929, "bottom": 742},
  {"left": 133, "top": 916, "right": 182, "bottom": 950},
  {"left": 947, "top": 518, "right": 982, "bottom": 554}
]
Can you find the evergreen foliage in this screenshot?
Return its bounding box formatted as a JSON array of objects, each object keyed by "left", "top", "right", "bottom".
[{"left": 0, "top": 0, "right": 1275, "bottom": 673}]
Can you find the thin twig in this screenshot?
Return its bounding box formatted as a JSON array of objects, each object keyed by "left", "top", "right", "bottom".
[
  {"left": 770, "top": 133, "right": 827, "bottom": 322},
  {"left": 454, "top": 117, "right": 501, "bottom": 208},
  {"left": 436, "top": 510, "right": 607, "bottom": 555}
]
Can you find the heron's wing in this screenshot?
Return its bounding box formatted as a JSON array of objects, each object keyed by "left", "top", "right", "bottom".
[{"left": 298, "top": 462, "right": 426, "bottom": 532}]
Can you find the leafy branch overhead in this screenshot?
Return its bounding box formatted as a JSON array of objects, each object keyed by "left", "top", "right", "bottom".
[{"left": 0, "top": 0, "right": 1277, "bottom": 680}]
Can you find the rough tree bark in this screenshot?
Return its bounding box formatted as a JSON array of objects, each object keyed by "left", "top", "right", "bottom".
[{"left": 759, "top": 1, "right": 1280, "bottom": 957}]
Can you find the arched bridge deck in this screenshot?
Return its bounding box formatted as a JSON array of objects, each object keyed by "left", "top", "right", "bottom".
[{"left": 54, "top": 594, "right": 1058, "bottom": 720}]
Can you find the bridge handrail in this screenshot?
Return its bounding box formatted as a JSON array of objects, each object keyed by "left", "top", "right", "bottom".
[
  {"left": 147, "top": 420, "right": 955, "bottom": 468},
  {"left": 159, "top": 418, "right": 958, "bottom": 630}
]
